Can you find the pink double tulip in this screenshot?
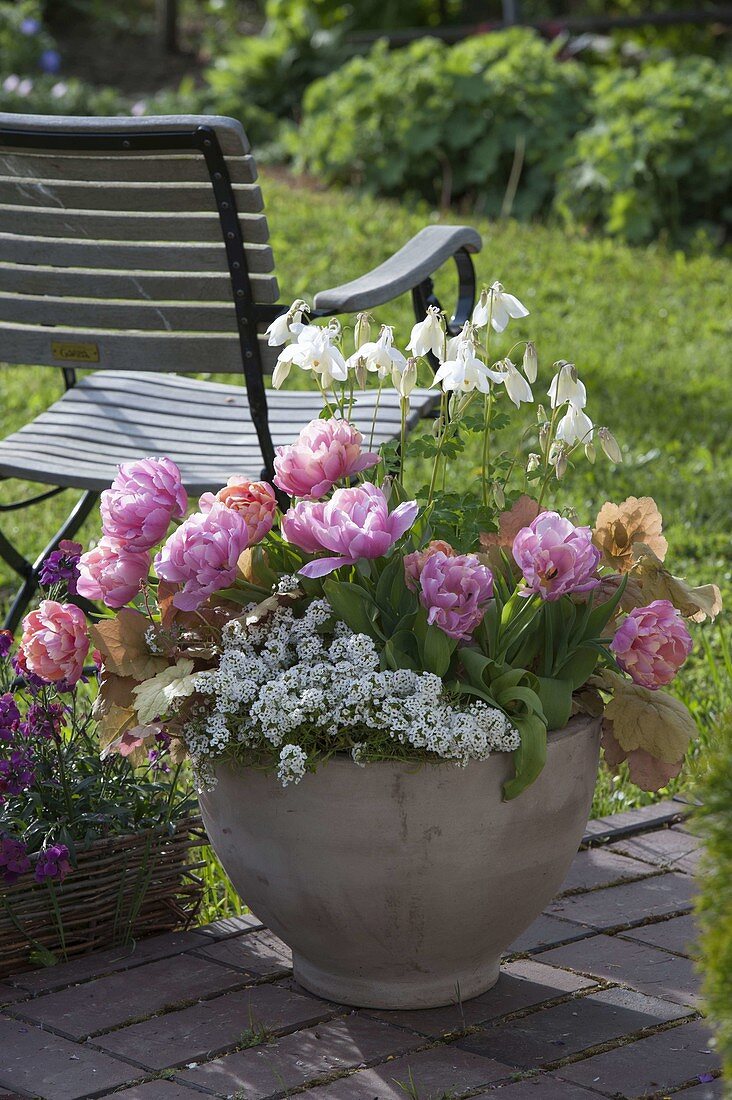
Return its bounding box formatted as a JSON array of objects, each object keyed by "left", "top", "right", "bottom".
[
  {"left": 417, "top": 551, "right": 494, "bottom": 641},
  {"left": 281, "top": 483, "right": 418, "bottom": 578},
  {"left": 155, "top": 501, "right": 251, "bottom": 611},
  {"left": 100, "top": 457, "right": 187, "bottom": 551},
  {"left": 20, "top": 600, "right": 88, "bottom": 684},
  {"left": 199, "top": 477, "right": 277, "bottom": 545},
  {"left": 611, "top": 600, "right": 692, "bottom": 689},
  {"left": 76, "top": 537, "right": 151, "bottom": 609},
  {"left": 404, "top": 540, "right": 456, "bottom": 590},
  {"left": 274, "top": 418, "right": 379, "bottom": 500},
  {"left": 512, "top": 512, "right": 601, "bottom": 601}
]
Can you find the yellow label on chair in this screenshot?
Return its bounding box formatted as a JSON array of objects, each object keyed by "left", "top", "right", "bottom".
[{"left": 51, "top": 340, "right": 100, "bottom": 364}]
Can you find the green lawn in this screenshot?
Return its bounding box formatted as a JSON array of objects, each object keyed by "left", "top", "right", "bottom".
[{"left": 1, "top": 171, "right": 731, "bottom": 830}]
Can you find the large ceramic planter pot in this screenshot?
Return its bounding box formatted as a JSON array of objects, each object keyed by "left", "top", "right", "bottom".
[{"left": 200, "top": 714, "right": 600, "bottom": 1010}]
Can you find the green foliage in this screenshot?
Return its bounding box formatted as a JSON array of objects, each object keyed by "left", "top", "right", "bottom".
[
  {"left": 201, "top": 0, "right": 349, "bottom": 147},
  {"left": 697, "top": 708, "right": 732, "bottom": 1081},
  {"left": 296, "top": 29, "right": 589, "bottom": 218},
  {"left": 556, "top": 56, "right": 732, "bottom": 246},
  {"left": 0, "top": 74, "right": 125, "bottom": 115},
  {"left": 0, "top": 0, "right": 55, "bottom": 75}
]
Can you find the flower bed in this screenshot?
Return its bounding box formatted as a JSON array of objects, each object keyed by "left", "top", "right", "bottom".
[{"left": 0, "top": 815, "right": 205, "bottom": 977}]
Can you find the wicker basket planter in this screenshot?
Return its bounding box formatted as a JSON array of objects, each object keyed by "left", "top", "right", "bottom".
[{"left": 0, "top": 816, "right": 206, "bottom": 978}]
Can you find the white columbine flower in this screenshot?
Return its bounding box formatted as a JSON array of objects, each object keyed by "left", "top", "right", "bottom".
[
  {"left": 393, "top": 357, "right": 418, "bottom": 397},
  {"left": 265, "top": 299, "right": 310, "bottom": 347},
  {"left": 407, "top": 306, "right": 445, "bottom": 359},
  {"left": 444, "top": 322, "right": 477, "bottom": 362},
  {"left": 472, "top": 282, "right": 529, "bottom": 333},
  {"left": 555, "top": 403, "right": 594, "bottom": 446},
  {"left": 347, "top": 325, "right": 407, "bottom": 381},
  {"left": 548, "top": 362, "right": 587, "bottom": 409},
  {"left": 272, "top": 324, "right": 348, "bottom": 389},
  {"left": 433, "top": 345, "right": 505, "bottom": 394},
  {"left": 494, "top": 358, "right": 534, "bottom": 408}
]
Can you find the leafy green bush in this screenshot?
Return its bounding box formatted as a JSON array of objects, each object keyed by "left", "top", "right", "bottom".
[
  {"left": 697, "top": 706, "right": 732, "bottom": 1082},
  {"left": 202, "top": 0, "right": 348, "bottom": 147},
  {"left": 0, "top": 0, "right": 59, "bottom": 76},
  {"left": 0, "top": 75, "right": 125, "bottom": 115},
  {"left": 295, "top": 29, "right": 589, "bottom": 218},
  {"left": 555, "top": 56, "right": 732, "bottom": 245}
]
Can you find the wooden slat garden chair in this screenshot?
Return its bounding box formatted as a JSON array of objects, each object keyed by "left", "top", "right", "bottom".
[{"left": 0, "top": 112, "right": 481, "bottom": 630}]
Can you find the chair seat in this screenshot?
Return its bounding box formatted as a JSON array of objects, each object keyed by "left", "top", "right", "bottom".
[{"left": 0, "top": 370, "right": 438, "bottom": 493}]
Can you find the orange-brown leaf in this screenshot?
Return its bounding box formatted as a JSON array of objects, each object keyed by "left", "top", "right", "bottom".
[
  {"left": 480, "top": 494, "right": 541, "bottom": 551},
  {"left": 593, "top": 496, "right": 667, "bottom": 573},
  {"left": 89, "top": 608, "right": 167, "bottom": 681}
]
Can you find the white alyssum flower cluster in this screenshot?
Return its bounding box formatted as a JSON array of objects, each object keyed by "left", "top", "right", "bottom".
[{"left": 183, "top": 598, "right": 519, "bottom": 788}]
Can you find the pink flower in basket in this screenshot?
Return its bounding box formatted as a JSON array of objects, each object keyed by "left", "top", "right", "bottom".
[
  {"left": 76, "top": 537, "right": 151, "bottom": 609},
  {"left": 155, "top": 501, "right": 250, "bottom": 611},
  {"left": 611, "top": 599, "right": 692, "bottom": 689},
  {"left": 273, "top": 418, "right": 380, "bottom": 500},
  {"left": 199, "top": 477, "right": 277, "bottom": 545},
  {"left": 20, "top": 600, "right": 88, "bottom": 684},
  {"left": 417, "top": 551, "right": 494, "bottom": 641},
  {"left": 281, "top": 482, "right": 418, "bottom": 578},
  {"left": 512, "top": 512, "right": 601, "bottom": 601},
  {"left": 100, "top": 457, "right": 188, "bottom": 551}
]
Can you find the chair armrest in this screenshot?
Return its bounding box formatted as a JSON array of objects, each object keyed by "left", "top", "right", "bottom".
[{"left": 312, "top": 225, "right": 482, "bottom": 314}]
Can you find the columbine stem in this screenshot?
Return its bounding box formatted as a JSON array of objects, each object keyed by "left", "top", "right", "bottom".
[
  {"left": 399, "top": 396, "right": 408, "bottom": 487},
  {"left": 481, "top": 390, "right": 492, "bottom": 506},
  {"left": 368, "top": 382, "right": 383, "bottom": 450},
  {"left": 315, "top": 376, "right": 336, "bottom": 418},
  {"left": 537, "top": 404, "right": 561, "bottom": 508}
]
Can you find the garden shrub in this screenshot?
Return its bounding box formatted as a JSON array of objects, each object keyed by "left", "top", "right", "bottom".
[
  {"left": 555, "top": 56, "right": 732, "bottom": 245},
  {"left": 202, "top": 0, "right": 349, "bottom": 147},
  {"left": 0, "top": 0, "right": 59, "bottom": 77},
  {"left": 0, "top": 75, "right": 125, "bottom": 115},
  {"left": 697, "top": 709, "right": 732, "bottom": 1081},
  {"left": 295, "top": 29, "right": 589, "bottom": 218}
]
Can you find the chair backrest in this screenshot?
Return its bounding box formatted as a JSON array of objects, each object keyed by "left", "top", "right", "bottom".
[{"left": 0, "top": 113, "right": 281, "bottom": 376}]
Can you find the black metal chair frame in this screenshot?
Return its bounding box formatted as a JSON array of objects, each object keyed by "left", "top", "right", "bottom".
[{"left": 0, "top": 122, "right": 478, "bottom": 631}]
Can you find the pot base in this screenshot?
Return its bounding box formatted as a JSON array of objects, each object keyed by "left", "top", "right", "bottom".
[{"left": 293, "top": 952, "right": 501, "bottom": 1010}]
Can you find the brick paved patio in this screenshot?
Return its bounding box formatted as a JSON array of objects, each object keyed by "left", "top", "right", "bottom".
[{"left": 0, "top": 799, "right": 722, "bottom": 1100}]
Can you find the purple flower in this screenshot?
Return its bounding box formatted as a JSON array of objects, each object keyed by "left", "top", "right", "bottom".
[
  {"left": 0, "top": 693, "right": 20, "bottom": 741},
  {"left": 11, "top": 652, "right": 45, "bottom": 694},
  {"left": 34, "top": 843, "right": 71, "bottom": 884},
  {"left": 611, "top": 600, "right": 693, "bottom": 690},
  {"left": 101, "top": 457, "right": 187, "bottom": 551},
  {"left": 512, "top": 512, "right": 601, "bottom": 601},
  {"left": 147, "top": 748, "right": 170, "bottom": 774},
  {"left": 19, "top": 701, "right": 64, "bottom": 741},
  {"left": 20, "top": 17, "right": 40, "bottom": 34},
  {"left": 0, "top": 835, "right": 31, "bottom": 885},
  {"left": 281, "top": 483, "right": 419, "bottom": 579},
  {"left": 0, "top": 749, "right": 35, "bottom": 799},
  {"left": 417, "top": 551, "right": 494, "bottom": 641},
  {"left": 39, "top": 48, "right": 62, "bottom": 74},
  {"left": 39, "top": 539, "right": 82, "bottom": 595},
  {"left": 0, "top": 629, "right": 13, "bottom": 659},
  {"left": 155, "top": 501, "right": 250, "bottom": 611}
]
